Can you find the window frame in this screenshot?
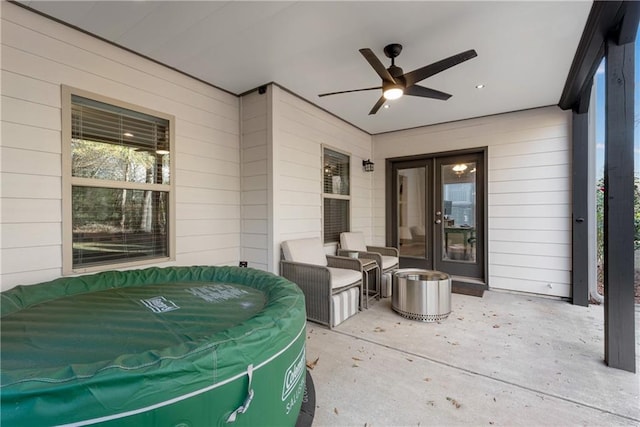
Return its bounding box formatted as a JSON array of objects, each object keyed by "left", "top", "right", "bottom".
[
  {"left": 321, "top": 145, "right": 351, "bottom": 245},
  {"left": 61, "top": 85, "right": 176, "bottom": 275}
]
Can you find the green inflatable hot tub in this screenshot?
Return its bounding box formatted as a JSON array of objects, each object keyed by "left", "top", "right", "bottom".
[{"left": 0, "top": 266, "right": 307, "bottom": 426}]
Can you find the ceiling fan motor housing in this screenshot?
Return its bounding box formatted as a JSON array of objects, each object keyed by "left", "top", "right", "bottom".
[{"left": 388, "top": 65, "right": 405, "bottom": 81}]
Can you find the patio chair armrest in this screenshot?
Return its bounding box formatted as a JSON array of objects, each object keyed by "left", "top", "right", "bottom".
[
  {"left": 326, "top": 255, "right": 363, "bottom": 272},
  {"left": 280, "top": 260, "right": 332, "bottom": 296},
  {"left": 337, "top": 249, "right": 382, "bottom": 267},
  {"left": 367, "top": 245, "right": 399, "bottom": 257}
]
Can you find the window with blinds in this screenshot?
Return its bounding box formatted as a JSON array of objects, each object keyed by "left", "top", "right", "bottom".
[
  {"left": 323, "top": 147, "right": 350, "bottom": 244},
  {"left": 63, "top": 88, "right": 174, "bottom": 272}
]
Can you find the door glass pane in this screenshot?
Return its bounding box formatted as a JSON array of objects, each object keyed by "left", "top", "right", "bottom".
[
  {"left": 398, "top": 167, "right": 426, "bottom": 258},
  {"left": 441, "top": 162, "right": 476, "bottom": 262}
]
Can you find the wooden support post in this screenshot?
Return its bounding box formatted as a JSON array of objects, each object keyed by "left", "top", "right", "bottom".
[{"left": 603, "top": 37, "right": 636, "bottom": 373}]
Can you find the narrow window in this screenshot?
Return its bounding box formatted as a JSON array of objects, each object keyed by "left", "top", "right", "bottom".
[
  {"left": 323, "top": 147, "right": 350, "bottom": 244},
  {"left": 62, "top": 87, "right": 175, "bottom": 273}
]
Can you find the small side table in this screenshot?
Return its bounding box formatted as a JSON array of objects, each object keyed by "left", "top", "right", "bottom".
[{"left": 360, "top": 259, "right": 380, "bottom": 309}]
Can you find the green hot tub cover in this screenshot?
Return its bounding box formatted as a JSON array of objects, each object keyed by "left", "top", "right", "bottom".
[{"left": 1, "top": 266, "right": 307, "bottom": 426}]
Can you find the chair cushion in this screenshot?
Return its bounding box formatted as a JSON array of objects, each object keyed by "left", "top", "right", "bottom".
[
  {"left": 340, "top": 232, "right": 367, "bottom": 251},
  {"left": 327, "top": 267, "right": 361, "bottom": 289},
  {"left": 281, "top": 238, "right": 327, "bottom": 266},
  {"left": 381, "top": 255, "right": 399, "bottom": 271},
  {"left": 331, "top": 287, "right": 359, "bottom": 327}
]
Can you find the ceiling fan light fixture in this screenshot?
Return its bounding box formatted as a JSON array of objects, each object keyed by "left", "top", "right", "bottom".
[{"left": 383, "top": 85, "right": 403, "bottom": 100}]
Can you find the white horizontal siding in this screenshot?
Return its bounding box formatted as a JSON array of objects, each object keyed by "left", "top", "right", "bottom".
[
  {"left": 176, "top": 219, "right": 241, "bottom": 237},
  {"left": 243, "top": 175, "right": 268, "bottom": 191},
  {"left": 2, "top": 121, "right": 62, "bottom": 153},
  {"left": 176, "top": 188, "right": 239, "bottom": 205},
  {"left": 489, "top": 177, "right": 570, "bottom": 193},
  {"left": 240, "top": 90, "right": 269, "bottom": 271},
  {"left": 271, "top": 86, "right": 372, "bottom": 271},
  {"left": 1, "top": 246, "right": 62, "bottom": 275},
  {"left": 175, "top": 248, "right": 239, "bottom": 267},
  {"left": 1, "top": 199, "right": 62, "bottom": 223},
  {"left": 489, "top": 190, "right": 570, "bottom": 206},
  {"left": 490, "top": 204, "right": 570, "bottom": 218},
  {"left": 243, "top": 219, "right": 268, "bottom": 234},
  {"left": 489, "top": 277, "right": 571, "bottom": 298},
  {"left": 175, "top": 204, "right": 239, "bottom": 221},
  {"left": 1, "top": 173, "right": 62, "bottom": 199},
  {"left": 176, "top": 234, "right": 239, "bottom": 258},
  {"left": 373, "top": 106, "right": 572, "bottom": 298},
  {"left": 490, "top": 241, "right": 570, "bottom": 257},
  {"left": 2, "top": 96, "right": 61, "bottom": 130},
  {"left": 490, "top": 252, "right": 571, "bottom": 270},
  {"left": 1, "top": 147, "right": 61, "bottom": 177},
  {"left": 1, "top": 223, "right": 61, "bottom": 248},
  {"left": 489, "top": 217, "right": 571, "bottom": 231},
  {"left": 0, "top": 2, "right": 240, "bottom": 290},
  {"left": 490, "top": 164, "right": 569, "bottom": 181}
]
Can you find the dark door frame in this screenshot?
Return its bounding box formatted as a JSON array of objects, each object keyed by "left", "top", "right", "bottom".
[{"left": 385, "top": 147, "right": 488, "bottom": 287}]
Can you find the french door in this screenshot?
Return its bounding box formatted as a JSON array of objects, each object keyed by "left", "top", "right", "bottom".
[{"left": 390, "top": 151, "right": 485, "bottom": 282}]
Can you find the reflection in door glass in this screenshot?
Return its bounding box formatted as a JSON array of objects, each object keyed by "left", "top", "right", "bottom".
[
  {"left": 398, "top": 167, "right": 426, "bottom": 258},
  {"left": 442, "top": 162, "right": 476, "bottom": 262}
]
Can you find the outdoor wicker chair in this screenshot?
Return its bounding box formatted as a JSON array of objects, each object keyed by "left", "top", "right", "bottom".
[{"left": 280, "top": 237, "right": 363, "bottom": 328}]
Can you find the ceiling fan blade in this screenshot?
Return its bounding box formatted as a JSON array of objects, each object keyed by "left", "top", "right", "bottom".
[
  {"left": 359, "top": 48, "right": 396, "bottom": 84},
  {"left": 368, "top": 96, "right": 386, "bottom": 115},
  {"left": 318, "top": 86, "right": 381, "bottom": 97},
  {"left": 403, "top": 49, "right": 477, "bottom": 87},
  {"left": 404, "top": 85, "right": 452, "bottom": 100}
]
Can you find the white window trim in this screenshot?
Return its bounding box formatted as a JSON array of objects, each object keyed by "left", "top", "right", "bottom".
[
  {"left": 61, "top": 85, "right": 176, "bottom": 275},
  {"left": 321, "top": 144, "right": 352, "bottom": 245}
]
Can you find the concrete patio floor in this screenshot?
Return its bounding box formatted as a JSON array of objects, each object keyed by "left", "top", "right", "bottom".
[{"left": 304, "top": 291, "right": 640, "bottom": 426}]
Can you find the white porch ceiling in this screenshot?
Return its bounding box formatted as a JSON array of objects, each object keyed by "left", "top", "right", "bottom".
[{"left": 19, "top": 1, "right": 592, "bottom": 134}]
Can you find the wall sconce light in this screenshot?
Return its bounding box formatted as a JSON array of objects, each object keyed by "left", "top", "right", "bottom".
[{"left": 363, "top": 159, "right": 374, "bottom": 172}]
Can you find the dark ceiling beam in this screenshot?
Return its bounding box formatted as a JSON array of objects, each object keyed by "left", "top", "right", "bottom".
[
  {"left": 558, "top": 1, "right": 623, "bottom": 112},
  {"left": 616, "top": 0, "right": 640, "bottom": 44}
]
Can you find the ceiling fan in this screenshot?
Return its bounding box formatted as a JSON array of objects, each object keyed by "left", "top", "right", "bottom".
[{"left": 318, "top": 43, "right": 477, "bottom": 115}]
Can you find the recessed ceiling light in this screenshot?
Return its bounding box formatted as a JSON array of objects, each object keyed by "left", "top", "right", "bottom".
[
  {"left": 383, "top": 105, "right": 390, "bottom": 109},
  {"left": 475, "top": 84, "right": 485, "bottom": 89},
  {"left": 123, "top": 132, "right": 134, "bottom": 137}
]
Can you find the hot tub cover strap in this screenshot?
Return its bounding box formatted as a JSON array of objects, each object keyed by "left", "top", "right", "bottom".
[{"left": 226, "top": 364, "right": 254, "bottom": 423}]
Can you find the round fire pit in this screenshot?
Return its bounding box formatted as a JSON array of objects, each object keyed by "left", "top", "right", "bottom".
[{"left": 392, "top": 269, "right": 451, "bottom": 322}]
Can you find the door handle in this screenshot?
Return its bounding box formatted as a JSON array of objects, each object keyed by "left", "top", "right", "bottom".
[{"left": 435, "top": 219, "right": 442, "bottom": 224}]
